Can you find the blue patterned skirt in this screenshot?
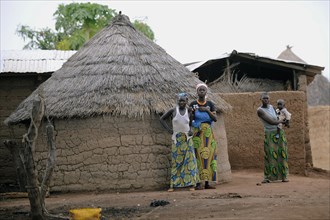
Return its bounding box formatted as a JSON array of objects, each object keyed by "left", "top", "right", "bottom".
[{"left": 170, "top": 132, "right": 200, "bottom": 188}]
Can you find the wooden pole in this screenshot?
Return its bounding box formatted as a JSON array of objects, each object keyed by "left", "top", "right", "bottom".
[
  {"left": 41, "top": 119, "right": 56, "bottom": 214},
  {"left": 22, "top": 97, "right": 45, "bottom": 220}
]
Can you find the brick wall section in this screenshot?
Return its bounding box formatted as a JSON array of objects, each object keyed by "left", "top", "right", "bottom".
[
  {"left": 308, "top": 106, "right": 330, "bottom": 170},
  {"left": 298, "top": 75, "right": 313, "bottom": 167},
  {"left": 32, "top": 115, "right": 171, "bottom": 192},
  {"left": 213, "top": 112, "right": 232, "bottom": 183},
  {"left": 219, "top": 91, "right": 306, "bottom": 175},
  {"left": 0, "top": 75, "right": 50, "bottom": 186},
  {"left": 32, "top": 114, "right": 231, "bottom": 192}
]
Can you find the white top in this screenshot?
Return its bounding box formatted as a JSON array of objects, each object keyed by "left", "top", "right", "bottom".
[
  {"left": 258, "top": 105, "right": 278, "bottom": 131},
  {"left": 276, "top": 107, "right": 292, "bottom": 129},
  {"left": 172, "top": 106, "right": 190, "bottom": 143}
]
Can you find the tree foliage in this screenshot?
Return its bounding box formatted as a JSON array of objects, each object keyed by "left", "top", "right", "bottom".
[
  {"left": 17, "top": 2, "right": 155, "bottom": 50},
  {"left": 16, "top": 26, "right": 58, "bottom": 50},
  {"left": 132, "top": 20, "right": 155, "bottom": 41}
]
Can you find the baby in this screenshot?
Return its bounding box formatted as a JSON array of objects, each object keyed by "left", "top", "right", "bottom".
[{"left": 275, "top": 99, "right": 291, "bottom": 138}]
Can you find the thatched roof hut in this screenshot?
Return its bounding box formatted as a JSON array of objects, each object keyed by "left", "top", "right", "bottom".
[
  {"left": 277, "top": 45, "right": 307, "bottom": 63},
  {"left": 5, "top": 14, "right": 230, "bottom": 126},
  {"left": 4, "top": 14, "right": 232, "bottom": 192}
]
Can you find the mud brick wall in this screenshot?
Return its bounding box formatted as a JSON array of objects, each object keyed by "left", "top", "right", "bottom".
[
  {"left": 33, "top": 114, "right": 231, "bottom": 192},
  {"left": 0, "top": 75, "right": 49, "bottom": 187},
  {"left": 213, "top": 112, "right": 232, "bottom": 183},
  {"left": 33, "top": 115, "right": 171, "bottom": 192},
  {"left": 308, "top": 106, "right": 330, "bottom": 170},
  {"left": 219, "top": 91, "right": 307, "bottom": 175}
]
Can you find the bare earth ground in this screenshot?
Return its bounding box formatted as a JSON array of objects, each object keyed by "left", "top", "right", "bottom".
[{"left": 0, "top": 169, "right": 329, "bottom": 220}]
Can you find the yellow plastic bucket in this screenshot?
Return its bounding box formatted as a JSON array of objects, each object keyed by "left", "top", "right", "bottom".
[{"left": 69, "top": 208, "right": 102, "bottom": 220}]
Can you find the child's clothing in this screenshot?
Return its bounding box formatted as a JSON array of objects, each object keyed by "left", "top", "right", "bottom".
[
  {"left": 276, "top": 107, "right": 291, "bottom": 129},
  {"left": 275, "top": 107, "right": 291, "bottom": 138}
]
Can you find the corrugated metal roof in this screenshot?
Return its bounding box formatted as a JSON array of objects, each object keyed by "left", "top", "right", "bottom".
[
  {"left": 186, "top": 53, "right": 230, "bottom": 71},
  {"left": 0, "top": 50, "right": 76, "bottom": 73}
]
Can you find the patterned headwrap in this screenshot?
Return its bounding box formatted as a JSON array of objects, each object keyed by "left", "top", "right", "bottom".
[
  {"left": 196, "top": 83, "right": 208, "bottom": 92},
  {"left": 177, "top": 92, "right": 188, "bottom": 100}
]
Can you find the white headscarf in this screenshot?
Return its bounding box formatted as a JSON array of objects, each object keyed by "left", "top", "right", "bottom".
[
  {"left": 196, "top": 83, "right": 208, "bottom": 99},
  {"left": 196, "top": 83, "right": 208, "bottom": 91}
]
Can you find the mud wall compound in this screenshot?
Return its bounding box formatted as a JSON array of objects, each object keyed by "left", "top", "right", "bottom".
[
  {"left": 2, "top": 91, "right": 311, "bottom": 191},
  {"left": 219, "top": 91, "right": 307, "bottom": 175}
]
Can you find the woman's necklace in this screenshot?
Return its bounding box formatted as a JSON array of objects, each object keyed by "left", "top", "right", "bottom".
[{"left": 197, "top": 99, "right": 206, "bottom": 106}]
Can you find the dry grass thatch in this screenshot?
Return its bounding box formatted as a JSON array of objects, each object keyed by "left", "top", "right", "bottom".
[
  {"left": 277, "top": 45, "right": 306, "bottom": 64},
  {"left": 209, "top": 69, "right": 285, "bottom": 93},
  {"left": 5, "top": 14, "right": 231, "bottom": 125}
]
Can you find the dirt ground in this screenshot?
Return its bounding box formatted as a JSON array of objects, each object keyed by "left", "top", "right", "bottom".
[
  {"left": 1, "top": 107, "right": 328, "bottom": 220},
  {"left": 0, "top": 169, "right": 329, "bottom": 220}
]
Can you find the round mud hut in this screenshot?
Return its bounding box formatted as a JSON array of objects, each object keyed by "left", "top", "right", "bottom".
[{"left": 5, "top": 14, "right": 232, "bottom": 192}]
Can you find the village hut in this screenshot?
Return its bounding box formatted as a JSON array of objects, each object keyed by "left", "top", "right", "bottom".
[{"left": 4, "top": 14, "right": 232, "bottom": 192}]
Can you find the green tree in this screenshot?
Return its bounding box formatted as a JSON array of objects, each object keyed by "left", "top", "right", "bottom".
[
  {"left": 16, "top": 2, "right": 155, "bottom": 50},
  {"left": 16, "top": 26, "right": 58, "bottom": 50},
  {"left": 132, "top": 20, "right": 155, "bottom": 41}
]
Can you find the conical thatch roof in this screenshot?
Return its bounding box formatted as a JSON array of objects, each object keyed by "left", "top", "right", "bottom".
[
  {"left": 277, "top": 45, "right": 306, "bottom": 63},
  {"left": 5, "top": 14, "right": 231, "bottom": 125}
]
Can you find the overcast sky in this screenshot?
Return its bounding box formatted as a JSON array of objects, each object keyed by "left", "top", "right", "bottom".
[{"left": 1, "top": 0, "right": 329, "bottom": 79}]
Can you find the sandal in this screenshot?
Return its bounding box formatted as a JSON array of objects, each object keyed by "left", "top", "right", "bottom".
[
  {"left": 261, "top": 179, "right": 270, "bottom": 184},
  {"left": 195, "top": 184, "right": 203, "bottom": 190},
  {"left": 205, "top": 185, "right": 216, "bottom": 189},
  {"left": 189, "top": 187, "right": 195, "bottom": 191},
  {"left": 167, "top": 188, "right": 174, "bottom": 192}
]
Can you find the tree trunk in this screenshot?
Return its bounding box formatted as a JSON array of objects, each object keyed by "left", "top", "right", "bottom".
[
  {"left": 41, "top": 120, "right": 56, "bottom": 214},
  {"left": 22, "top": 97, "right": 45, "bottom": 220},
  {"left": 18, "top": 90, "right": 68, "bottom": 219}
]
